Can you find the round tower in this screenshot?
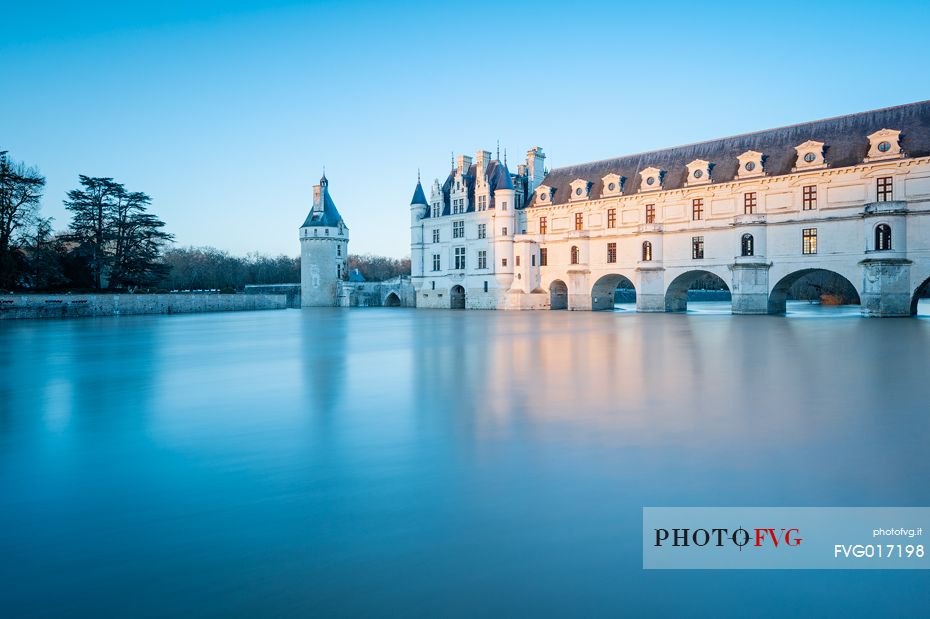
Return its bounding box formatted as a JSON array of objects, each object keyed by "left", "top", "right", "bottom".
[
  {"left": 409, "top": 174, "right": 428, "bottom": 280},
  {"left": 299, "top": 174, "right": 348, "bottom": 307},
  {"left": 493, "top": 160, "right": 516, "bottom": 293}
]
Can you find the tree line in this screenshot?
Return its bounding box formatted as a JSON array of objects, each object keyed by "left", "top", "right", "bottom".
[
  {"left": 1, "top": 150, "right": 174, "bottom": 292},
  {"left": 0, "top": 149, "right": 410, "bottom": 293}
]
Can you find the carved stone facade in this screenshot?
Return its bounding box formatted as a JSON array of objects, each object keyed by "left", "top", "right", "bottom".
[{"left": 410, "top": 101, "right": 930, "bottom": 316}]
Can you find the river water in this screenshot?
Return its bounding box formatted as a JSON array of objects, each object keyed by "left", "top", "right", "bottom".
[{"left": 1, "top": 304, "right": 929, "bottom": 617}]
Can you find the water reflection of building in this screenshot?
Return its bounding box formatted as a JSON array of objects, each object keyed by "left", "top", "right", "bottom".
[{"left": 410, "top": 101, "right": 930, "bottom": 316}]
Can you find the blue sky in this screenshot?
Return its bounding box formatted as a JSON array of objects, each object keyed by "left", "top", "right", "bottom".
[{"left": 2, "top": 1, "right": 928, "bottom": 258}]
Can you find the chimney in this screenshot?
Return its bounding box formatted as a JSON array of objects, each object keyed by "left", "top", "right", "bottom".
[
  {"left": 456, "top": 154, "right": 473, "bottom": 176},
  {"left": 312, "top": 184, "right": 322, "bottom": 212},
  {"left": 475, "top": 150, "right": 491, "bottom": 176},
  {"left": 526, "top": 147, "right": 546, "bottom": 192}
]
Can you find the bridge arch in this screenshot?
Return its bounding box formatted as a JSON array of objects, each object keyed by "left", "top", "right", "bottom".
[
  {"left": 768, "top": 268, "right": 861, "bottom": 314},
  {"left": 384, "top": 291, "right": 401, "bottom": 307},
  {"left": 911, "top": 275, "right": 930, "bottom": 315},
  {"left": 665, "top": 270, "right": 731, "bottom": 312},
  {"left": 549, "top": 279, "right": 568, "bottom": 310},
  {"left": 591, "top": 274, "right": 636, "bottom": 311}
]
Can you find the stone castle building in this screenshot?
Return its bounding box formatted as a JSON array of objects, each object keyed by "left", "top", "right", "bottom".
[
  {"left": 300, "top": 174, "right": 349, "bottom": 307},
  {"left": 409, "top": 100, "right": 930, "bottom": 316},
  {"left": 297, "top": 174, "right": 415, "bottom": 308}
]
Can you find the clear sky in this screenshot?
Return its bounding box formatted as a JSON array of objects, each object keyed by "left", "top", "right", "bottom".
[{"left": 2, "top": 1, "right": 928, "bottom": 258}]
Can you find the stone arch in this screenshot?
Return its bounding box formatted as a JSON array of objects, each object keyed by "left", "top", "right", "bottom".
[
  {"left": 450, "top": 285, "right": 466, "bottom": 309},
  {"left": 665, "top": 270, "right": 731, "bottom": 312},
  {"left": 768, "top": 268, "right": 861, "bottom": 314},
  {"left": 549, "top": 279, "right": 568, "bottom": 310},
  {"left": 384, "top": 291, "right": 401, "bottom": 307},
  {"left": 591, "top": 274, "right": 636, "bottom": 311},
  {"left": 911, "top": 275, "right": 930, "bottom": 315}
]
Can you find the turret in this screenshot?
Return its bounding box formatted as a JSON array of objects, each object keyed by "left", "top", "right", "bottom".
[
  {"left": 299, "top": 173, "right": 348, "bottom": 307},
  {"left": 493, "top": 159, "right": 516, "bottom": 286},
  {"left": 409, "top": 175, "right": 428, "bottom": 279}
]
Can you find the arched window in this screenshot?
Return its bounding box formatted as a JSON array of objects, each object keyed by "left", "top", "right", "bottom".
[
  {"left": 642, "top": 241, "right": 653, "bottom": 262},
  {"left": 570, "top": 246, "right": 579, "bottom": 265},
  {"left": 741, "top": 233, "right": 754, "bottom": 257},
  {"left": 875, "top": 224, "right": 892, "bottom": 251}
]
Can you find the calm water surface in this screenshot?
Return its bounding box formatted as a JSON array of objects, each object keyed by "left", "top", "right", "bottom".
[{"left": 2, "top": 304, "right": 929, "bottom": 617}]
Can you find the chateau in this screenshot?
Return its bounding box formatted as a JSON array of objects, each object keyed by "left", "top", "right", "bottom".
[{"left": 408, "top": 100, "right": 930, "bottom": 316}]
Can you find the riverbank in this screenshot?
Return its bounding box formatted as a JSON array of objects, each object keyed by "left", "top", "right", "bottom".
[{"left": 0, "top": 293, "right": 287, "bottom": 320}]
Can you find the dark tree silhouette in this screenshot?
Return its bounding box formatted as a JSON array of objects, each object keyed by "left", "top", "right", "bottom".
[
  {"left": 0, "top": 151, "right": 46, "bottom": 288},
  {"left": 64, "top": 176, "right": 173, "bottom": 290}
]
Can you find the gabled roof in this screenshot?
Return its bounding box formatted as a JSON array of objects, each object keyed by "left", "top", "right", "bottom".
[{"left": 530, "top": 100, "right": 930, "bottom": 207}]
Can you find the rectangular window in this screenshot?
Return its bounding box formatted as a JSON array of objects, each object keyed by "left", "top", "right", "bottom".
[
  {"left": 539, "top": 248, "right": 548, "bottom": 266},
  {"left": 477, "top": 223, "right": 486, "bottom": 239},
  {"left": 802, "top": 185, "right": 817, "bottom": 210},
  {"left": 501, "top": 258, "right": 508, "bottom": 267},
  {"left": 802, "top": 228, "right": 817, "bottom": 255},
  {"left": 501, "top": 200, "right": 508, "bottom": 211},
  {"left": 531, "top": 254, "right": 536, "bottom": 266},
  {"left": 692, "top": 198, "right": 704, "bottom": 221},
  {"left": 502, "top": 227, "right": 508, "bottom": 236},
  {"left": 539, "top": 217, "right": 547, "bottom": 234},
  {"left": 477, "top": 195, "right": 487, "bottom": 211},
  {"left": 337, "top": 244, "right": 341, "bottom": 256},
  {"left": 432, "top": 254, "right": 440, "bottom": 271},
  {"left": 477, "top": 250, "right": 487, "bottom": 269},
  {"left": 877, "top": 176, "right": 893, "bottom": 202},
  {"left": 607, "top": 242, "right": 617, "bottom": 263},
  {"left": 645, "top": 204, "right": 656, "bottom": 224},
  {"left": 483, "top": 281, "right": 488, "bottom": 293},
  {"left": 575, "top": 213, "right": 583, "bottom": 230},
  {"left": 431, "top": 281, "right": 435, "bottom": 290},
  {"left": 515, "top": 256, "right": 521, "bottom": 267},
  {"left": 454, "top": 246, "right": 465, "bottom": 269},
  {"left": 607, "top": 208, "right": 616, "bottom": 228},
  {"left": 453, "top": 220, "right": 464, "bottom": 238},
  {"left": 691, "top": 236, "right": 704, "bottom": 260},
  {"left": 432, "top": 229, "right": 439, "bottom": 243},
  {"left": 744, "top": 192, "right": 756, "bottom": 214},
  {"left": 432, "top": 204, "right": 441, "bottom": 218}
]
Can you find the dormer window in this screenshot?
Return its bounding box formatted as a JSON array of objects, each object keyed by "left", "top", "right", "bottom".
[
  {"left": 601, "top": 173, "right": 624, "bottom": 197},
  {"left": 685, "top": 160, "right": 712, "bottom": 186},
  {"left": 793, "top": 140, "right": 826, "bottom": 171},
  {"left": 536, "top": 185, "right": 553, "bottom": 203},
  {"left": 639, "top": 167, "right": 664, "bottom": 192},
  {"left": 737, "top": 150, "right": 764, "bottom": 179},
  {"left": 865, "top": 129, "right": 904, "bottom": 162},
  {"left": 569, "top": 179, "right": 591, "bottom": 201}
]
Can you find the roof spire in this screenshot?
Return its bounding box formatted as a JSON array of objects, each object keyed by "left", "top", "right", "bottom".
[
  {"left": 417, "top": 168, "right": 421, "bottom": 182},
  {"left": 504, "top": 148, "right": 507, "bottom": 166},
  {"left": 496, "top": 140, "right": 500, "bottom": 160}
]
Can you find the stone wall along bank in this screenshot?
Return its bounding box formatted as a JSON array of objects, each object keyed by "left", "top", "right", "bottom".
[{"left": 0, "top": 293, "right": 288, "bottom": 320}]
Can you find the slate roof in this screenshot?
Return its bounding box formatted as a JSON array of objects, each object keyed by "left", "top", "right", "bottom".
[
  {"left": 531, "top": 100, "right": 930, "bottom": 207},
  {"left": 410, "top": 180, "right": 428, "bottom": 205},
  {"left": 301, "top": 176, "right": 346, "bottom": 228},
  {"left": 422, "top": 158, "right": 523, "bottom": 219}
]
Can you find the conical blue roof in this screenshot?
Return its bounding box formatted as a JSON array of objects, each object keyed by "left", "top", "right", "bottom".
[
  {"left": 493, "top": 160, "right": 514, "bottom": 191},
  {"left": 301, "top": 181, "right": 345, "bottom": 228},
  {"left": 410, "top": 180, "right": 428, "bottom": 205}
]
